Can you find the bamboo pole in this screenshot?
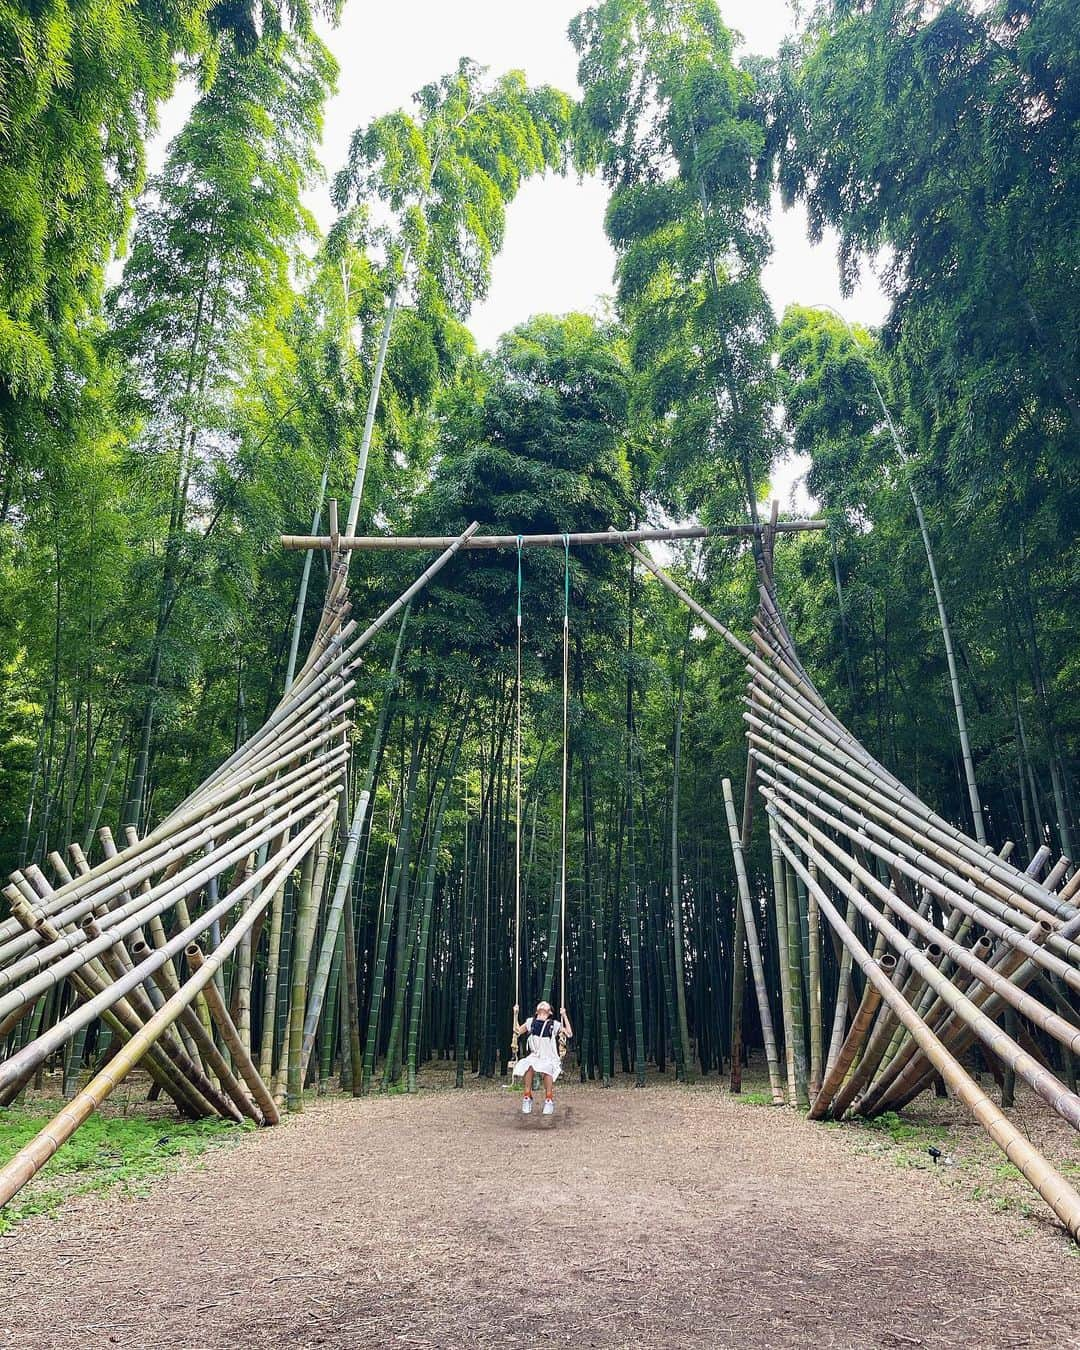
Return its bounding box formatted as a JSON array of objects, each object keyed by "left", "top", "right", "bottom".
[
  {"left": 824, "top": 873, "right": 860, "bottom": 1078},
  {"left": 281, "top": 522, "right": 827, "bottom": 551},
  {"left": 768, "top": 819, "right": 799, "bottom": 1103},
  {"left": 286, "top": 841, "right": 319, "bottom": 1111},
  {"left": 721, "top": 778, "right": 784, "bottom": 1103},
  {"left": 806, "top": 861, "right": 824, "bottom": 1096},
  {"left": 809, "top": 955, "right": 895, "bottom": 1120}
]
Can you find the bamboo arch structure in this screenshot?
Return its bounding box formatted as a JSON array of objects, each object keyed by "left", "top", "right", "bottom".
[{"left": 1, "top": 511, "right": 1078, "bottom": 1243}]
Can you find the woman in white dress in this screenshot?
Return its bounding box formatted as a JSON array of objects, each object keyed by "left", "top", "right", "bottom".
[{"left": 511, "top": 1001, "right": 574, "bottom": 1115}]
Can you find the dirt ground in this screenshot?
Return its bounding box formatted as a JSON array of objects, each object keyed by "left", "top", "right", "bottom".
[{"left": 3, "top": 1074, "right": 1079, "bottom": 1349}]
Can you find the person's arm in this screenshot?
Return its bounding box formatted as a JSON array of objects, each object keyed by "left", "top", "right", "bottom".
[{"left": 559, "top": 1007, "right": 574, "bottom": 1039}]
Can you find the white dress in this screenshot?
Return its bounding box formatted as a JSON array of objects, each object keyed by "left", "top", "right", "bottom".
[{"left": 512, "top": 1019, "right": 565, "bottom": 1083}]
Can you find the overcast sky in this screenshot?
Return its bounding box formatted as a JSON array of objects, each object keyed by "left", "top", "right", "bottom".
[{"left": 155, "top": 1, "right": 890, "bottom": 508}]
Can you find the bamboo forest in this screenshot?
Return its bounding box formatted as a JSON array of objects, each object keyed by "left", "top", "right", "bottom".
[{"left": 2, "top": 0, "right": 1080, "bottom": 1343}]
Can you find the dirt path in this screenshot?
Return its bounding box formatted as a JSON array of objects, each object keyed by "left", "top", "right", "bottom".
[{"left": 3, "top": 1080, "right": 1078, "bottom": 1348}]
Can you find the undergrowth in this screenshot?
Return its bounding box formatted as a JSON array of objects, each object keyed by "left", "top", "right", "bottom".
[{"left": 0, "top": 1106, "right": 247, "bottom": 1236}]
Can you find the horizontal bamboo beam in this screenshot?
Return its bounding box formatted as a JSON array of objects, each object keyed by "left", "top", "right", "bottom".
[{"left": 280, "top": 521, "right": 827, "bottom": 551}]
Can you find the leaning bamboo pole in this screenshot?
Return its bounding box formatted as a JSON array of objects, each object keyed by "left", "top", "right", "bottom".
[
  {"left": 809, "top": 955, "right": 894, "bottom": 1120},
  {"left": 721, "top": 778, "right": 784, "bottom": 1103},
  {"left": 187, "top": 944, "right": 279, "bottom": 1125}
]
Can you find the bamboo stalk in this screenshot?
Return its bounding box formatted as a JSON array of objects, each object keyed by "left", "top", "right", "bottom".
[
  {"left": 806, "top": 861, "right": 824, "bottom": 1096},
  {"left": 768, "top": 819, "right": 799, "bottom": 1103}
]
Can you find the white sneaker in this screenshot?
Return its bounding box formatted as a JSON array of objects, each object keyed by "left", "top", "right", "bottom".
[
  {"left": 522, "top": 1096, "right": 532, "bottom": 1114},
  {"left": 542, "top": 1098, "right": 554, "bottom": 1115}
]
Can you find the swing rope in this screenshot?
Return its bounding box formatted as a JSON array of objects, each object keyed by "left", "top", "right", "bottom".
[
  {"left": 558, "top": 534, "right": 570, "bottom": 1057},
  {"left": 507, "top": 537, "right": 526, "bottom": 1074},
  {"left": 509, "top": 537, "right": 524, "bottom": 1074},
  {"left": 508, "top": 535, "right": 571, "bottom": 1067}
]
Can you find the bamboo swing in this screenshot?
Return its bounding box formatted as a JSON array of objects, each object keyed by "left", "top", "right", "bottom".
[
  {"left": 508, "top": 536, "right": 570, "bottom": 1077},
  {"left": 3, "top": 504, "right": 1078, "bottom": 1243}
]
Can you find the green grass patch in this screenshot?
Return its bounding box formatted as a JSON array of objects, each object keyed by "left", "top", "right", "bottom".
[
  {"left": 836, "top": 1109, "right": 956, "bottom": 1175},
  {"left": 861, "top": 1110, "right": 949, "bottom": 1145},
  {"left": 732, "top": 1090, "right": 774, "bottom": 1107},
  {"left": 0, "top": 1106, "right": 248, "bottom": 1236}
]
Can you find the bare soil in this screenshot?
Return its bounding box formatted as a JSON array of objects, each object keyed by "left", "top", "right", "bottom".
[{"left": 3, "top": 1074, "right": 1079, "bottom": 1349}]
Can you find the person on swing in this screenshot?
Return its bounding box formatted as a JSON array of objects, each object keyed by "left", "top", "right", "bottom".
[{"left": 511, "top": 1001, "right": 573, "bottom": 1115}]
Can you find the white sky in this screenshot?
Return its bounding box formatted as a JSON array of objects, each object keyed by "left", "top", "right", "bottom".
[{"left": 154, "top": 0, "right": 891, "bottom": 510}]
